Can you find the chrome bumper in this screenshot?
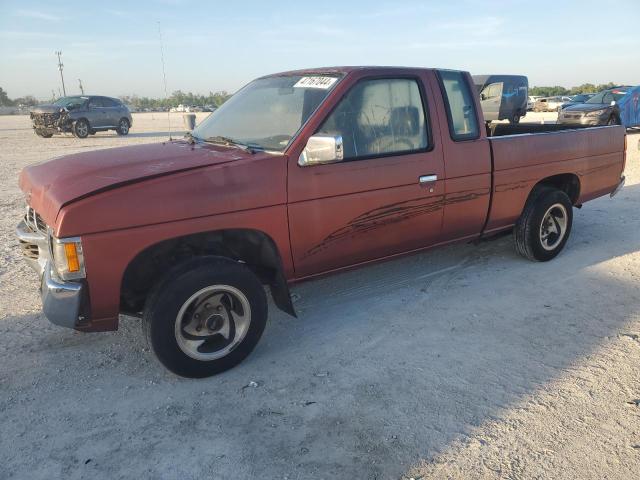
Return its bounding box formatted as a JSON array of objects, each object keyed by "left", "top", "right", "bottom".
[
  {"left": 41, "top": 263, "right": 84, "bottom": 328},
  {"left": 16, "top": 219, "right": 85, "bottom": 329}
]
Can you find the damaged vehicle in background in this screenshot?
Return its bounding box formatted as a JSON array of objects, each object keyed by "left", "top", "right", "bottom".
[
  {"left": 29, "top": 95, "right": 132, "bottom": 139},
  {"left": 558, "top": 87, "right": 640, "bottom": 128}
]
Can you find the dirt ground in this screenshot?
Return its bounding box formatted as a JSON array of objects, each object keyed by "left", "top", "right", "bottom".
[{"left": 1, "top": 112, "right": 639, "bottom": 480}]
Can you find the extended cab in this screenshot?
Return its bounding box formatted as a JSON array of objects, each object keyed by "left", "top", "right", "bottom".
[{"left": 16, "top": 67, "right": 626, "bottom": 377}]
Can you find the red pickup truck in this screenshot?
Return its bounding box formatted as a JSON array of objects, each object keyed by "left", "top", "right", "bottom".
[{"left": 17, "top": 67, "right": 626, "bottom": 377}]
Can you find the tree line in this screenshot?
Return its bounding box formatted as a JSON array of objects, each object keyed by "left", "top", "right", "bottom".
[
  {"left": 528, "top": 83, "right": 620, "bottom": 97},
  {"left": 0, "top": 82, "right": 626, "bottom": 109},
  {"left": 0, "top": 87, "right": 231, "bottom": 109}
]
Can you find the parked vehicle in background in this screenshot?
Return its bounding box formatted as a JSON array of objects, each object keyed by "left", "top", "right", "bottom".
[
  {"left": 30, "top": 96, "right": 132, "bottom": 138},
  {"left": 534, "top": 96, "right": 572, "bottom": 112},
  {"left": 473, "top": 74, "right": 528, "bottom": 123},
  {"left": 528, "top": 95, "right": 542, "bottom": 110},
  {"left": 17, "top": 66, "right": 626, "bottom": 377},
  {"left": 557, "top": 87, "right": 638, "bottom": 126},
  {"left": 558, "top": 93, "right": 596, "bottom": 110}
]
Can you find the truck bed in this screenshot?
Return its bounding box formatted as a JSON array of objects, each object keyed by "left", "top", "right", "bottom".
[
  {"left": 483, "top": 125, "right": 626, "bottom": 233},
  {"left": 487, "top": 122, "right": 591, "bottom": 137}
]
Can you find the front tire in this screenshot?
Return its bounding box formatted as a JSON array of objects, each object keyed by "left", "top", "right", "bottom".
[
  {"left": 514, "top": 187, "right": 573, "bottom": 261},
  {"left": 607, "top": 115, "right": 619, "bottom": 126},
  {"left": 143, "top": 257, "right": 268, "bottom": 378},
  {"left": 35, "top": 130, "right": 53, "bottom": 138},
  {"left": 116, "top": 118, "right": 130, "bottom": 135},
  {"left": 72, "top": 119, "right": 90, "bottom": 138}
]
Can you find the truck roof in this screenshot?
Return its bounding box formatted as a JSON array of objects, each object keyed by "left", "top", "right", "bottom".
[{"left": 260, "top": 66, "right": 445, "bottom": 78}]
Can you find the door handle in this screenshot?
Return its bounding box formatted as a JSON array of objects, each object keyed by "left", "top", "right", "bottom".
[{"left": 419, "top": 174, "right": 438, "bottom": 184}]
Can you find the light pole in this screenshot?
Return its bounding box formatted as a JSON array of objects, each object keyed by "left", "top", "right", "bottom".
[{"left": 55, "top": 51, "right": 66, "bottom": 96}]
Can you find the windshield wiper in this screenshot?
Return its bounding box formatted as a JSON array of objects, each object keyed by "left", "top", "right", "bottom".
[{"left": 202, "top": 135, "right": 256, "bottom": 154}]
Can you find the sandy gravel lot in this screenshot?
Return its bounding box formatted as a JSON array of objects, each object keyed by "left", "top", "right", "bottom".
[{"left": 1, "top": 112, "right": 639, "bottom": 479}]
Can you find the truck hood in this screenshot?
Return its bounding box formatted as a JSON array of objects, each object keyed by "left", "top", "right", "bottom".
[{"left": 20, "top": 141, "right": 251, "bottom": 226}]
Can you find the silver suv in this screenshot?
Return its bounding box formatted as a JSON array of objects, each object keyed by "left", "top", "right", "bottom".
[{"left": 30, "top": 95, "right": 133, "bottom": 138}]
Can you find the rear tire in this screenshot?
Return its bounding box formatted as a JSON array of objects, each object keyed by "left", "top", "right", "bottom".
[
  {"left": 514, "top": 186, "right": 573, "bottom": 262},
  {"left": 72, "top": 119, "right": 90, "bottom": 138},
  {"left": 143, "top": 256, "right": 268, "bottom": 378}
]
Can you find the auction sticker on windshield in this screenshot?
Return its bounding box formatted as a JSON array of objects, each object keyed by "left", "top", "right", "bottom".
[{"left": 294, "top": 76, "right": 338, "bottom": 89}]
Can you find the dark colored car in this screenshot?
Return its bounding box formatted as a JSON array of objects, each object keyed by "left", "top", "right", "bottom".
[
  {"left": 557, "top": 88, "right": 629, "bottom": 126},
  {"left": 30, "top": 95, "right": 133, "bottom": 139},
  {"left": 473, "top": 74, "right": 529, "bottom": 123}
]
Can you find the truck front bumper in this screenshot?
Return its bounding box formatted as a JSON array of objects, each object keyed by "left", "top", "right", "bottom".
[
  {"left": 41, "top": 263, "right": 85, "bottom": 328},
  {"left": 16, "top": 218, "right": 87, "bottom": 329}
]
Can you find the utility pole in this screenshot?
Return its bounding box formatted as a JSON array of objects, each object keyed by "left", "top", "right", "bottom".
[
  {"left": 51, "top": 89, "right": 56, "bottom": 101},
  {"left": 55, "top": 51, "right": 66, "bottom": 96},
  {"left": 78, "top": 78, "right": 84, "bottom": 95}
]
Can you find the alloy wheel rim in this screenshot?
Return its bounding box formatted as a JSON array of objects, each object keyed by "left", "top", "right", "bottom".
[
  {"left": 120, "top": 120, "right": 128, "bottom": 133},
  {"left": 77, "top": 122, "right": 88, "bottom": 136},
  {"left": 174, "top": 285, "right": 251, "bottom": 361},
  {"left": 539, "top": 203, "right": 568, "bottom": 251}
]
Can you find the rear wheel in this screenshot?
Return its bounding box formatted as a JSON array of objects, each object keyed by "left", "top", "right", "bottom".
[
  {"left": 116, "top": 118, "right": 130, "bottom": 135},
  {"left": 143, "top": 257, "right": 268, "bottom": 378},
  {"left": 72, "top": 119, "right": 90, "bottom": 138},
  {"left": 514, "top": 187, "right": 573, "bottom": 261}
]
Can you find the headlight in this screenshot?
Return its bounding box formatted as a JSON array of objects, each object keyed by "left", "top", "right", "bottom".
[
  {"left": 585, "top": 109, "right": 607, "bottom": 117},
  {"left": 51, "top": 236, "right": 85, "bottom": 280}
]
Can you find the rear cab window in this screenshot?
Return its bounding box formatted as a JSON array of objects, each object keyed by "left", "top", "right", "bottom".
[
  {"left": 316, "top": 77, "right": 430, "bottom": 160},
  {"left": 437, "top": 70, "right": 480, "bottom": 141}
]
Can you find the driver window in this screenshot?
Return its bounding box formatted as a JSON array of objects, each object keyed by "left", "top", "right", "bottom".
[{"left": 316, "top": 78, "right": 429, "bottom": 160}]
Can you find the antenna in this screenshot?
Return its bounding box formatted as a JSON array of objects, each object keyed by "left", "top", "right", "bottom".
[
  {"left": 157, "top": 22, "right": 172, "bottom": 140},
  {"left": 78, "top": 79, "right": 84, "bottom": 95},
  {"left": 55, "top": 51, "right": 66, "bottom": 96}
]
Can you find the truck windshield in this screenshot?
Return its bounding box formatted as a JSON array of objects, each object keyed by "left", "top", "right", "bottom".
[{"left": 192, "top": 75, "right": 342, "bottom": 152}]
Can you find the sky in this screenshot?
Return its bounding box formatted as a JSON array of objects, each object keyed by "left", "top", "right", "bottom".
[{"left": 1, "top": 0, "right": 639, "bottom": 100}]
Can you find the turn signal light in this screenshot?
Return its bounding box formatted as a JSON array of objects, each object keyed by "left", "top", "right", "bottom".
[{"left": 64, "top": 242, "right": 80, "bottom": 272}]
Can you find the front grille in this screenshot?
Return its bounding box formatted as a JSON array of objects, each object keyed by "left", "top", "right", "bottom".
[
  {"left": 31, "top": 112, "right": 60, "bottom": 128},
  {"left": 19, "top": 240, "right": 39, "bottom": 259},
  {"left": 25, "top": 207, "right": 47, "bottom": 234}
]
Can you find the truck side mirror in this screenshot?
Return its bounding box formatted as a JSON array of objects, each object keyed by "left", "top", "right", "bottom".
[{"left": 298, "top": 134, "right": 344, "bottom": 167}]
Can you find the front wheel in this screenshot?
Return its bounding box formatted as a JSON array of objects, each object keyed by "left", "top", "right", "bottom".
[
  {"left": 143, "top": 257, "right": 268, "bottom": 378},
  {"left": 116, "top": 118, "right": 130, "bottom": 135},
  {"left": 607, "top": 115, "right": 619, "bottom": 126},
  {"left": 72, "top": 119, "right": 90, "bottom": 138},
  {"left": 514, "top": 187, "right": 573, "bottom": 261}
]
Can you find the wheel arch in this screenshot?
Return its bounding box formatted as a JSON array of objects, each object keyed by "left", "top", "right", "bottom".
[
  {"left": 528, "top": 173, "right": 581, "bottom": 205},
  {"left": 120, "top": 228, "right": 296, "bottom": 318}
]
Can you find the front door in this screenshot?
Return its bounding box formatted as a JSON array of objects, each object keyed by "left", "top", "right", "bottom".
[
  {"left": 87, "top": 97, "right": 107, "bottom": 127},
  {"left": 287, "top": 74, "right": 445, "bottom": 278}
]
